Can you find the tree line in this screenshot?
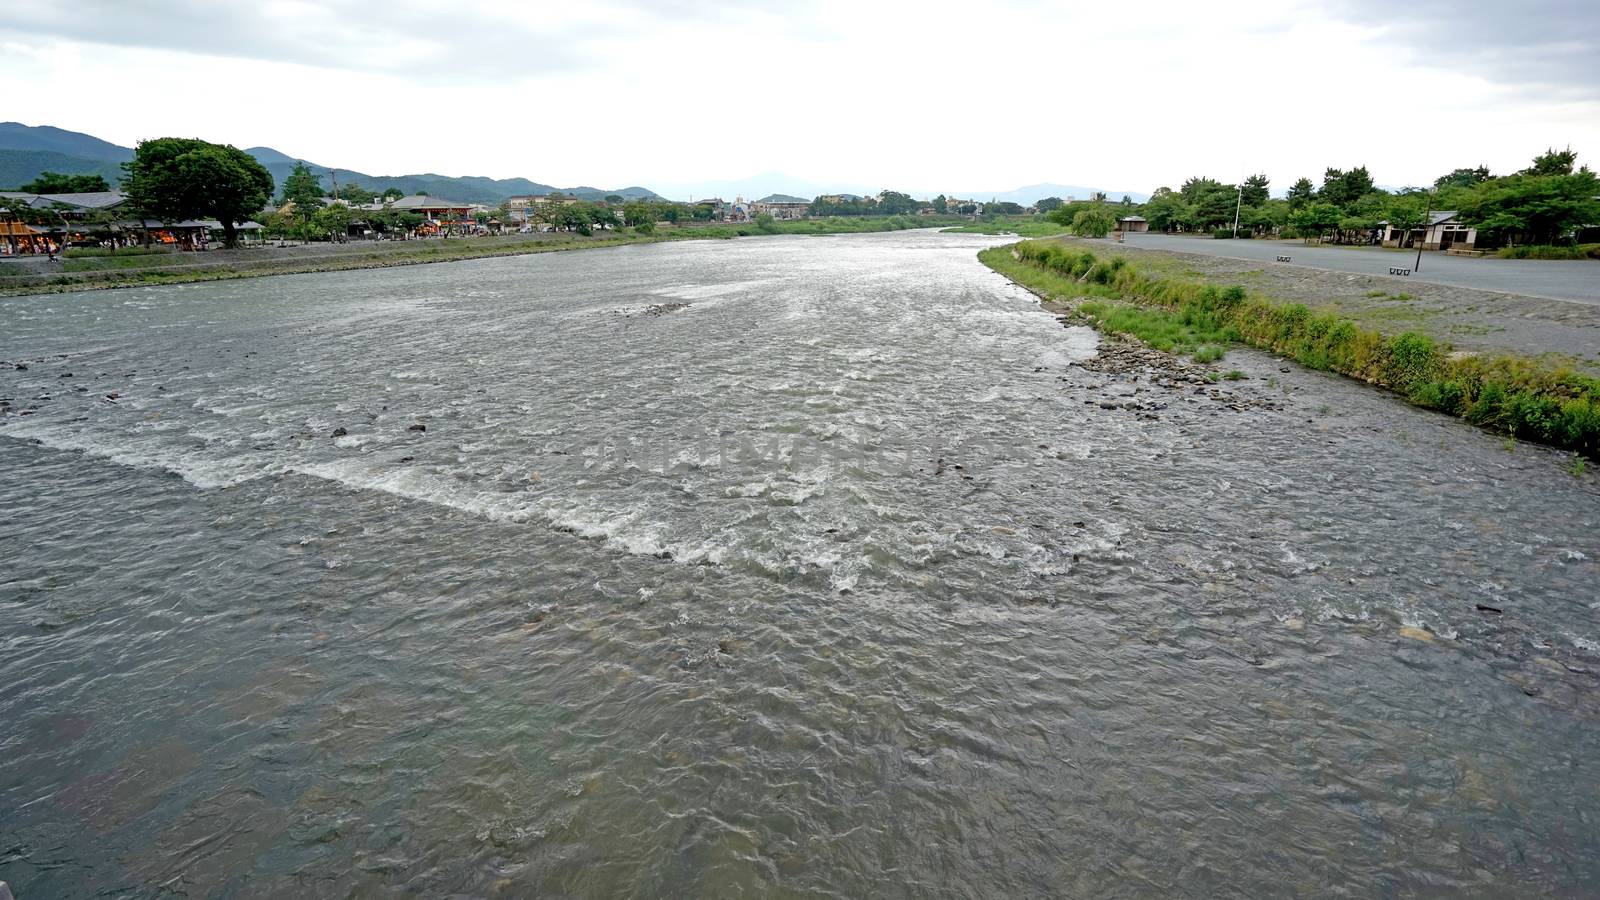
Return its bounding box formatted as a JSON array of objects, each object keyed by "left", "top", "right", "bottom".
[{"left": 1043, "top": 147, "right": 1599, "bottom": 248}]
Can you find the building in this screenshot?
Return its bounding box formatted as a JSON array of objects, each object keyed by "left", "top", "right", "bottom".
[
  {"left": 752, "top": 195, "right": 810, "bottom": 220},
  {"left": 1117, "top": 215, "right": 1149, "bottom": 233},
  {"left": 1381, "top": 210, "right": 1477, "bottom": 251},
  {"left": 380, "top": 194, "right": 474, "bottom": 233},
  {"left": 1, "top": 189, "right": 259, "bottom": 251},
  {"left": 692, "top": 198, "right": 727, "bottom": 220}
]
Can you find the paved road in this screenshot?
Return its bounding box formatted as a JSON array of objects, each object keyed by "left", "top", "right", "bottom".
[{"left": 1118, "top": 233, "right": 1600, "bottom": 306}]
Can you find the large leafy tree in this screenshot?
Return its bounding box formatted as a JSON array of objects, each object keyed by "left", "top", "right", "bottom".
[
  {"left": 1070, "top": 205, "right": 1116, "bottom": 237},
  {"left": 1140, "top": 188, "right": 1190, "bottom": 232},
  {"left": 876, "top": 190, "right": 919, "bottom": 215},
  {"left": 1289, "top": 202, "right": 1342, "bottom": 243},
  {"left": 1175, "top": 177, "right": 1237, "bottom": 230},
  {"left": 18, "top": 172, "right": 111, "bottom": 193},
  {"left": 122, "top": 138, "right": 274, "bottom": 247},
  {"left": 1383, "top": 194, "right": 1430, "bottom": 245},
  {"left": 1457, "top": 169, "right": 1600, "bottom": 246}
]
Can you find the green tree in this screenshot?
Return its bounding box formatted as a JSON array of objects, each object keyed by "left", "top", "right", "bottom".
[
  {"left": 1457, "top": 169, "right": 1600, "bottom": 246},
  {"left": 1241, "top": 199, "right": 1289, "bottom": 235},
  {"left": 381, "top": 187, "right": 404, "bottom": 201},
  {"left": 876, "top": 190, "right": 918, "bottom": 215},
  {"left": 1289, "top": 202, "right": 1342, "bottom": 243},
  {"left": 1035, "top": 196, "right": 1062, "bottom": 213},
  {"left": 1318, "top": 166, "right": 1376, "bottom": 209},
  {"left": 1521, "top": 147, "right": 1579, "bottom": 177},
  {"left": 1240, "top": 173, "right": 1270, "bottom": 207},
  {"left": 604, "top": 194, "right": 624, "bottom": 205},
  {"left": 335, "top": 182, "right": 377, "bottom": 204},
  {"left": 932, "top": 194, "right": 949, "bottom": 214},
  {"left": 622, "top": 201, "right": 653, "bottom": 227},
  {"left": 311, "top": 204, "right": 354, "bottom": 241},
  {"left": 122, "top": 137, "right": 275, "bottom": 248},
  {"left": 279, "top": 161, "right": 325, "bottom": 232},
  {"left": 18, "top": 172, "right": 112, "bottom": 193},
  {"left": 1140, "top": 189, "right": 1191, "bottom": 232},
  {"left": 1286, "top": 177, "right": 1315, "bottom": 209},
  {"left": 1383, "top": 194, "right": 1429, "bottom": 246},
  {"left": 1433, "top": 166, "right": 1491, "bottom": 191},
  {"left": 1070, "top": 206, "right": 1116, "bottom": 238}
]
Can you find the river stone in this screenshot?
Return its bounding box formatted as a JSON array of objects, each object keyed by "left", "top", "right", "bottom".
[{"left": 1399, "top": 625, "right": 1434, "bottom": 642}]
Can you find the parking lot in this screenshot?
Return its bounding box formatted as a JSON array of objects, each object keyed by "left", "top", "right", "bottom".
[{"left": 1120, "top": 233, "right": 1600, "bottom": 306}]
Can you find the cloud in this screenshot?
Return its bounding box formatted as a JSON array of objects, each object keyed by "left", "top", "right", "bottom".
[
  {"left": 1327, "top": 0, "right": 1600, "bottom": 99},
  {"left": 3, "top": 0, "right": 822, "bottom": 81}
]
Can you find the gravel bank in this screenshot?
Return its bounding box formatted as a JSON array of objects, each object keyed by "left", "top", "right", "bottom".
[{"left": 1055, "top": 236, "right": 1600, "bottom": 375}]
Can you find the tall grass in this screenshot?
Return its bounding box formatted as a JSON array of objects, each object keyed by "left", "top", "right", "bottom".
[{"left": 986, "top": 240, "right": 1600, "bottom": 458}]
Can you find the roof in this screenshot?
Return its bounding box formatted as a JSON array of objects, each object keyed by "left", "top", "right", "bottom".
[
  {"left": 388, "top": 194, "right": 471, "bottom": 211},
  {"left": 1429, "top": 210, "right": 1459, "bottom": 226},
  {"left": 0, "top": 190, "right": 127, "bottom": 211},
  {"left": 1117, "top": 215, "right": 1147, "bottom": 222}
]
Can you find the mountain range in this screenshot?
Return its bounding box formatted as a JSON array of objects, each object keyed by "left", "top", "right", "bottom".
[
  {"left": 654, "top": 171, "right": 1148, "bottom": 206},
  {"left": 2, "top": 123, "right": 1150, "bottom": 208},
  {"left": 0, "top": 122, "right": 660, "bottom": 204}
]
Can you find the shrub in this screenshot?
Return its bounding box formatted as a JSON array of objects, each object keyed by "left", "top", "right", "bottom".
[
  {"left": 1212, "top": 229, "right": 1235, "bottom": 239},
  {"left": 1496, "top": 244, "right": 1586, "bottom": 260}
]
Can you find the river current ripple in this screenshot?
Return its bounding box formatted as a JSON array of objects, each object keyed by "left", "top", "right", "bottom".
[{"left": 2, "top": 231, "right": 1598, "bottom": 897}]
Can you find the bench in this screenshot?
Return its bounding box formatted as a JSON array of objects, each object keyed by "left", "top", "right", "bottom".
[
  {"left": 1275, "top": 255, "right": 1291, "bottom": 262},
  {"left": 1389, "top": 266, "right": 1412, "bottom": 276}
]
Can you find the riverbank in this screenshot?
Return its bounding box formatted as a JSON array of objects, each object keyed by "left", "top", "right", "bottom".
[
  {"left": 981, "top": 239, "right": 1600, "bottom": 461},
  {"left": 0, "top": 215, "right": 965, "bottom": 297}
]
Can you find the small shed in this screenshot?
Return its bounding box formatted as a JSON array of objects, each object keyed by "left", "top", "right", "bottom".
[{"left": 1117, "top": 215, "right": 1148, "bottom": 233}]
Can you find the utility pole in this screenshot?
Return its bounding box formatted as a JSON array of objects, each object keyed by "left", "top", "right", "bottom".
[
  {"left": 1415, "top": 189, "right": 1432, "bottom": 272},
  {"left": 1232, "top": 182, "right": 1243, "bottom": 238},
  {"left": 330, "top": 169, "right": 339, "bottom": 202}
]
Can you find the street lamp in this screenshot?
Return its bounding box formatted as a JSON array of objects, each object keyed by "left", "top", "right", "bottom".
[{"left": 1232, "top": 181, "right": 1243, "bottom": 239}]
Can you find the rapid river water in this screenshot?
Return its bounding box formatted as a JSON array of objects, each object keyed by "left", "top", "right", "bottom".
[{"left": 2, "top": 231, "right": 1598, "bottom": 897}]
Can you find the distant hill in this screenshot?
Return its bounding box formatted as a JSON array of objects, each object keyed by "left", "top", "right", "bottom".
[
  {"left": 0, "top": 150, "right": 125, "bottom": 192},
  {"left": 757, "top": 193, "right": 810, "bottom": 203},
  {"left": 0, "top": 122, "right": 132, "bottom": 162},
  {"left": 957, "top": 183, "right": 1150, "bottom": 206},
  {"left": 242, "top": 147, "right": 661, "bottom": 204},
  {"left": 0, "top": 122, "right": 661, "bottom": 203}
]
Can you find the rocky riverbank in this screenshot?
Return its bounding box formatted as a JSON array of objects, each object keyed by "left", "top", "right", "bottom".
[{"left": 1061, "top": 236, "right": 1600, "bottom": 375}]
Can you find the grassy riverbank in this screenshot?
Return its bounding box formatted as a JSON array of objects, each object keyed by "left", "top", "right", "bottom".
[
  {"left": 943, "top": 217, "right": 1070, "bottom": 237},
  {"left": 0, "top": 216, "right": 965, "bottom": 297},
  {"left": 982, "top": 240, "right": 1600, "bottom": 459}
]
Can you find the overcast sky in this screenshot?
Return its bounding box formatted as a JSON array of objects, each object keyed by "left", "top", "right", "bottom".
[{"left": 5, "top": 0, "right": 1598, "bottom": 199}]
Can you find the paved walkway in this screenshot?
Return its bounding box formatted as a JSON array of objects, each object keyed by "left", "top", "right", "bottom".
[{"left": 1119, "top": 233, "right": 1600, "bottom": 306}]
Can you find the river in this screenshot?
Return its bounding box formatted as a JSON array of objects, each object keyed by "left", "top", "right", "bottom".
[{"left": 2, "top": 231, "right": 1597, "bottom": 897}]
